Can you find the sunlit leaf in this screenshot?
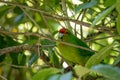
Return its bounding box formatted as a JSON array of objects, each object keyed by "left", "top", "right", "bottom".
[
  {"left": 85, "top": 42, "right": 116, "bottom": 68},
  {"left": 33, "top": 68, "right": 60, "bottom": 80},
  {"left": 91, "top": 5, "right": 115, "bottom": 27},
  {"left": 74, "top": 65, "right": 91, "bottom": 77},
  {"left": 18, "top": 53, "right": 23, "bottom": 64}
]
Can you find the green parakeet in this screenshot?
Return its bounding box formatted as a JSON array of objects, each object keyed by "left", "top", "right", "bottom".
[{"left": 57, "top": 28, "right": 94, "bottom": 66}]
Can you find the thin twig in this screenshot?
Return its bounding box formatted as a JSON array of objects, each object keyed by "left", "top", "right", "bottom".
[
  {"left": 0, "top": 62, "right": 27, "bottom": 69},
  {"left": 93, "top": 41, "right": 120, "bottom": 53},
  {"left": 86, "top": 35, "right": 120, "bottom": 41},
  {"left": 61, "top": 0, "right": 71, "bottom": 29}
]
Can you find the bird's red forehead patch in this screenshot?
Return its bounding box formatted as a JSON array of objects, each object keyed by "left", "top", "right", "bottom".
[{"left": 59, "top": 28, "right": 67, "bottom": 34}]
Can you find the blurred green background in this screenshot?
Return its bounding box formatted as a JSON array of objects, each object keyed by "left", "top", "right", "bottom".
[{"left": 0, "top": 0, "right": 120, "bottom": 80}]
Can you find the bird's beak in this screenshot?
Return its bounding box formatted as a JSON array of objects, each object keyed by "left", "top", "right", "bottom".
[
  {"left": 59, "top": 33, "right": 63, "bottom": 40},
  {"left": 59, "top": 33, "right": 63, "bottom": 38}
]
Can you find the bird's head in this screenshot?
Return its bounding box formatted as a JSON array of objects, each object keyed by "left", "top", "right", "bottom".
[{"left": 58, "top": 28, "right": 71, "bottom": 40}]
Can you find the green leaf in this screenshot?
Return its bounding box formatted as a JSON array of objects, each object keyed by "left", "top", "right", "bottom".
[
  {"left": 14, "top": 14, "right": 24, "bottom": 24},
  {"left": 28, "top": 53, "right": 38, "bottom": 67},
  {"left": 48, "top": 72, "right": 72, "bottom": 80},
  {"left": 50, "top": 51, "right": 60, "bottom": 67},
  {"left": 92, "top": 64, "right": 120, "bottom": 80},
  {"left": 113, "top": 52, "right": 120, "bottom": 65},
  {"left": 10, "top": 52, "right": 26, "bottom": 66},
  {"left": 33, "top": 68, "right": 60, "bottom": 80},
  {"left": 24, "top": 36, "right": 38, "bottom": 44},
  {"left": 41, "top": 39, "right": 55, "bottom": 46},
  {"left": 18, "top": 53, "right": 23, "bottom": 64},
  {"left": 104, "top": 0, "right": 116, "bottom": 7},
  {"left": 75, "top": 0, "right": 97, "bottom": 13},
  {"left": 91, "top": 5, "right": 115, "bottom": 27},
  {"left": 116, "top": 0, "right": 120, "bottom": 13},
  {"left": 74, "top": 65, "right": 91, "bottom": 77},
  {"left": 40, "top": 39, "right": 55, "bottom": 50},
  {"left": 14, "top": 6, "right": 23, "bottom": 14},
  {"left": 117, "top": 14, "right": 120, "bottom": 35},
  {"left": 59, "top": 72, "right": 72, "bottom": 80},
  {"left": 48, "top": 74, "right": 60, "bottom": 80},
  {"left": 52, "top": 30, "right": 58, "bottom": 36},
  {"left": 0, "top": 6, "right": 9, "bottom": 18},
  {"left": 0, "top": 54, "right": 6, "bottom": 63},
  {"left": 85, "top": 42, "right": 116, "bottom": 68}
]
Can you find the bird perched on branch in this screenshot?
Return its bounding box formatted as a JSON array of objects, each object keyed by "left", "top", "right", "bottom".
[{"left": 57, "top": 28, "right": 94, "bottom": 66}]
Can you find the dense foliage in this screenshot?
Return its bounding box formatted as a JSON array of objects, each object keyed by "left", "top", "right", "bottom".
[{"left": 0, "top": 0, "right": 120, "bottom": 80}]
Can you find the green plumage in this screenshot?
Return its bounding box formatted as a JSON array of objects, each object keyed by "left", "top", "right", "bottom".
[{"left": 57, "top": 28, "right": 94, "bottom": 66}]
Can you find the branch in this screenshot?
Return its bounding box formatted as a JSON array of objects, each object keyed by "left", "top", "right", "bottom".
[
  {"left": 0, "top": 30, "right": 96, "bottom": 53},
  {"left": 0, "top": 44, "right": 36, "bottom": 56},
  {"left": 0, "top": 0, "right": 113, "bottom": 33},
  {"left": 0, "top": 44, "right": 55, "bottom": 66},
  {"left": 0, "top": 43, "right": 55, "bottom": 55}
]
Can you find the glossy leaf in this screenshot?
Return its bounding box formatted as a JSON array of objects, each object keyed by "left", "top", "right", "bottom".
[
  {"left": 28, "top": 53, "right": 38, "bottom": 67},
  {"left": 48, "top": 74, "right": 60, "bottom": 80},
  {"left": 75, "top": 0, "right": 97, "bottom": 13},
  {"left": 14, "top": 14, "right": 24, "bottom": 24},
  {"left": 50, "top": 51, "right": 60, "bottom": 67},
  {"left": 59, "top": 72, "right": 72, "bottom": 80},
  {"left": 48, "top": 72, "right": 72, "bottom": 80},
  {"left": 92, "top": 64, "right": 120, "bottom": 80}
]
